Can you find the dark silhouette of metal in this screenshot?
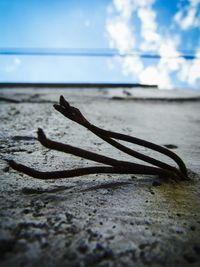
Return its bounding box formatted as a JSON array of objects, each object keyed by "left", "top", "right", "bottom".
[{"left": 8, "top": 96, "right": 188, "bottom": 181}]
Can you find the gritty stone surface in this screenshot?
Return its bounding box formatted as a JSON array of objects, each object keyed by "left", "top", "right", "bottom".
[{"left": 0, "top": 87, "right": 200, "bottom": 267}]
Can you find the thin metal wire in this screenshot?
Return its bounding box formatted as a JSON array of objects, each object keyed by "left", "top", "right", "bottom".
[{"left": 0, "top": 48, "right": 199, "bottom": 60}]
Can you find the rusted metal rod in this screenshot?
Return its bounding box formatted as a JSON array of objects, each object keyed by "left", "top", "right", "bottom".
[
  {"left": 54, "top": 96, "right": 187, "bottom": 178},
  {"left": 8, "top": 159, "right": 179, "bottom": 180},
  {"left": 8, "top": 95, "right": 188, "bottom": 181}
]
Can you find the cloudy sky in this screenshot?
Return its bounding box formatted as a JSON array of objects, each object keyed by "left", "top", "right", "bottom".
[{"left": 0, "top": 0, "right": 200, "bottom": 89}]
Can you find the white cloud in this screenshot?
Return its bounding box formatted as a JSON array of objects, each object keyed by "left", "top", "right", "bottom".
[
  {"left": 138, "top": 66, "right": 158, "bottom": 85},
  {"left": 121, "top": 55, "right": 143, "bottom": 76},
  {"left": 139, "top": 66, "right": 173, "bottom": 89},
  {"left": 138, "top": 8, "right": 157, "bottom": 33},
  {"left": 189, "top": 55, "right": 200, "bottom": 84},
  {"left": 158, "top": 37, "right": 184, "bottom": 71},
  {"left": 134, "top": 0, "right": 161, "bottom": 52},
  {"left": 106, "top": 0, "right": 175, "bottom": 88},
  {"left": 114, "top": 0, "right": 133, "bottom": 19},
  {"left": 178, "top": 52, "right": 200, "bottom": 85},
  {"left": 138, "top": 9, "right": 161, "bottom": 51},
  {"left": 174, "top": 0, "right": 200, "bottom": 30},
  {"left": 107, "top": 20, "right": 135, "bottom": 52},
  {"left": 106, "top": 0, "right": 200, "bottom": 89}
]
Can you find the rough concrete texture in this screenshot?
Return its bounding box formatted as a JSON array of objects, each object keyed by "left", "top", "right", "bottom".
[{"left": 0, "top": 87, "right": 200, "bottom": 267}]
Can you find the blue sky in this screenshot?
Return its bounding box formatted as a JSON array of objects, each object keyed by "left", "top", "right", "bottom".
[{"left": 0, "top": 0, "right": 200, "bottom": 89}]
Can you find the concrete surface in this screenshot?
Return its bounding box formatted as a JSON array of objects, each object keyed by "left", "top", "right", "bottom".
[{"left": 0, "top": 87, "right": 200, "bottom": 267}]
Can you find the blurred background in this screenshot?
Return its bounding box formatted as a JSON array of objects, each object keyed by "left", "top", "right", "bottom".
[{"left": 0, "top": 0, "right": 199, "bottom": 90}]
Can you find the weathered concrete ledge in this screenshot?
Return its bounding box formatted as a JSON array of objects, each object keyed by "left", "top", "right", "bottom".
[{"left": 0, "top": 87, "right": 200, "bottom": 267}]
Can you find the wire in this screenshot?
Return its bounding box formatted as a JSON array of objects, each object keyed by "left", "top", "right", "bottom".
[{"left": 0, "top": 48, "right": 199, "bottom": 60}]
